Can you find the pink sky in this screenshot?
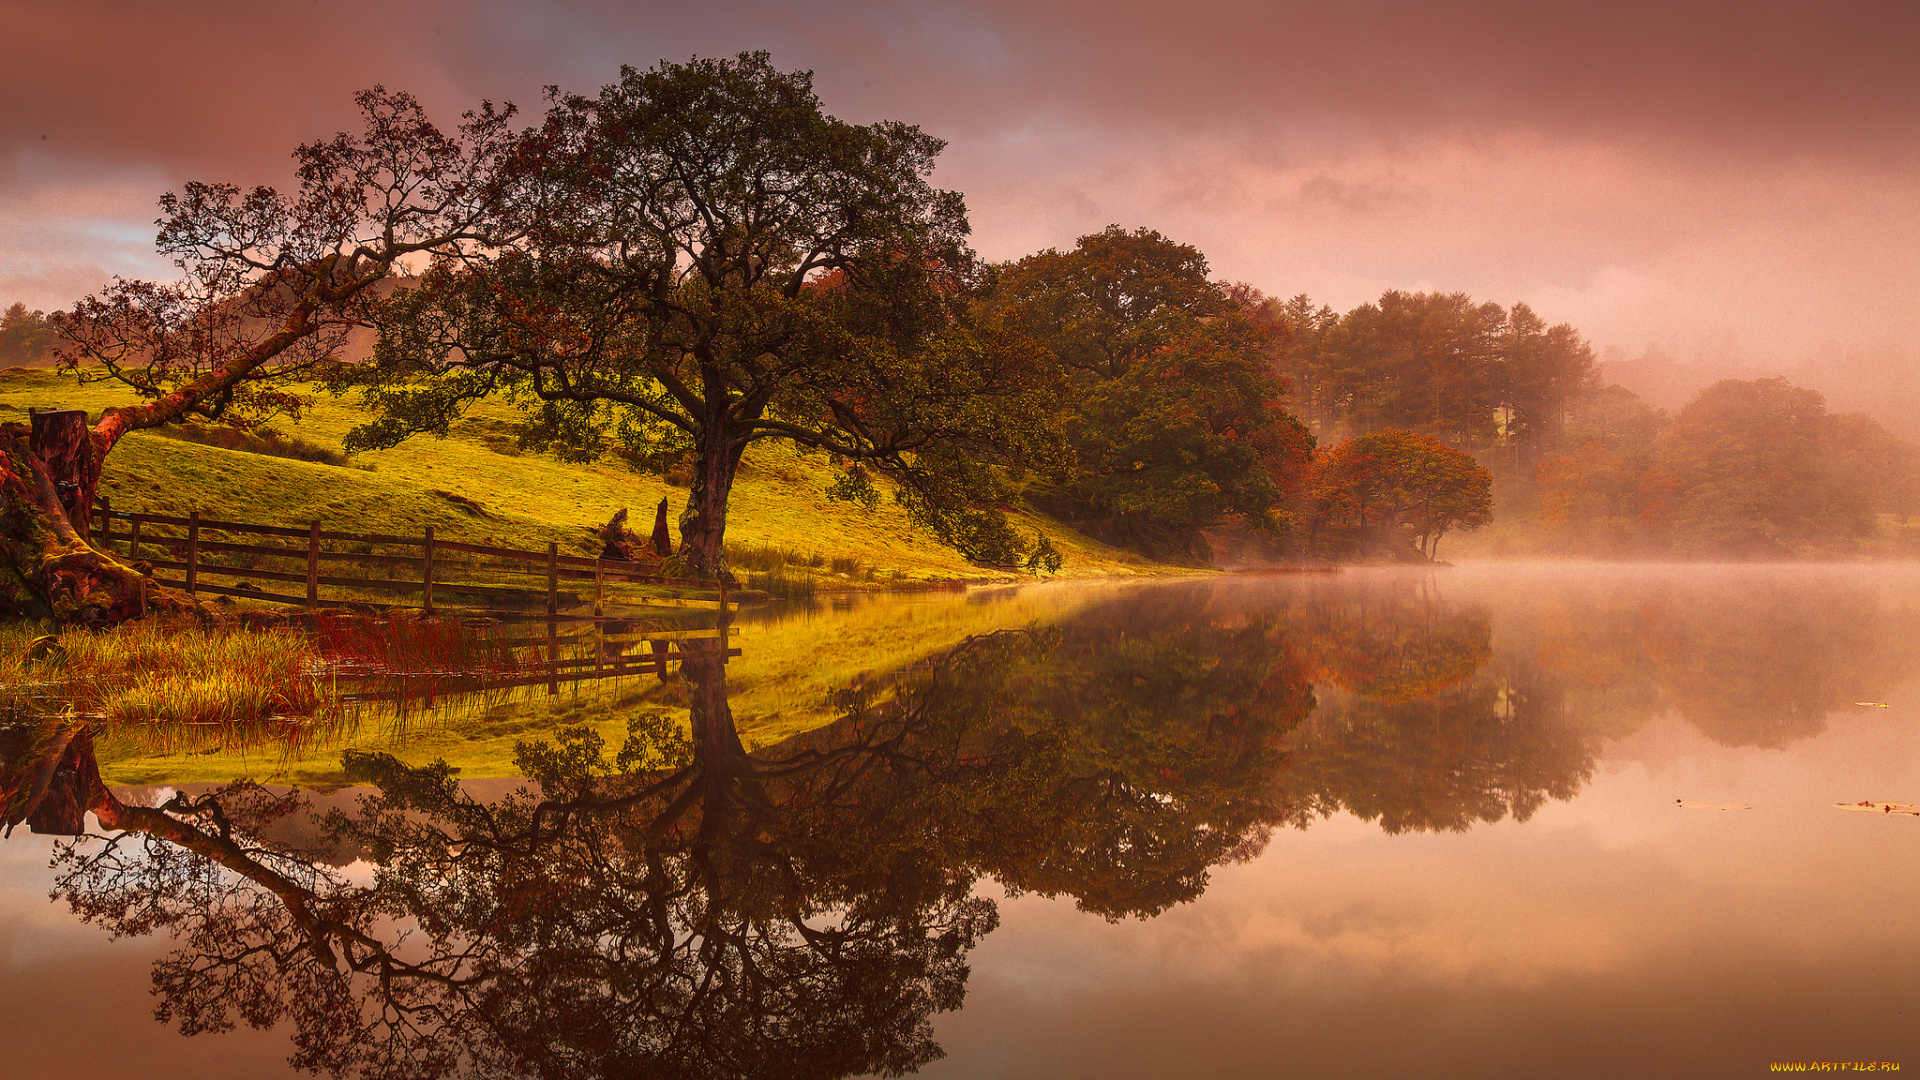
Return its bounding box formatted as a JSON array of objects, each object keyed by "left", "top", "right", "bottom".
[{"left": 3, "top": 0, "right": 1915, "bottom": 369}]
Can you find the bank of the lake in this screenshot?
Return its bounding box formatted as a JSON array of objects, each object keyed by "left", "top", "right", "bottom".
[{"left": 0, "top": 367, "right": 1175, "bottom": 590}]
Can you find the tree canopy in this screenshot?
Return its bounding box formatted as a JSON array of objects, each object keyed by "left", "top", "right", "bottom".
[
  {"left": 1310, "top": 428, "right": 1493, "bottom": 559},
  {"left": 983, "top": 227, "right": 1313, "bottom": 560},
  {"left": 0, "top": 88, "right": 516, "bottom": 623},
  {"left": 344, "top": 53, "right": 1064, "bottom": 576},
  {"left": 1272, "top": 289, "right": 1596, "bottom": 466},
  {"left": 986, "top": 225, "right": 1229, "bottom": 380}
]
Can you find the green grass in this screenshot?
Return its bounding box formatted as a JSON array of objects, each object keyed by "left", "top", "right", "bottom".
[
  {"left": 83, "top": 581, "right": 1133, "bottom": 785},
  {"left": 146, "top": 421, "right": 363, "bottom": 468},
  {"left": 0, "top": 368, "right": 1167, "bottom": 583},
  {"left": 0, "top": 367, "right": 1190, "bottom": 785},
  {"left": 0, "top": 618, "right": 350, "bottom": 760}
]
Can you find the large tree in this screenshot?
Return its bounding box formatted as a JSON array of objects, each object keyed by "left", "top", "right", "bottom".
[
  {"left": 984, "top": 228, "right": 1313, "bottom": 560},
  {"left": 1310, "top": 429, "right": 1493, "bottom": 560},
  {"left": 344, "top": 54, "right": 1062, "bottom": 578},
  {"left": 5, "top": 89, "right": 515, "bottom": 624},
  {"left": 1651, "top": 377, "right": 1878, "bottom": 554}
]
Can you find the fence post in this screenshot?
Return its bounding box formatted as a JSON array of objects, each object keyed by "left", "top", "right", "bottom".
[
  {"left": 546, "top": 542, "right": 559, "bottom": 616},
  {"left": 594, "top": 558, "right": 603, "bottom": 617},
  {"left": 186, "top": 510, "right": 200, "bottom": 595},
  {"left": 546, "top": 618, "right": 559, "bottom": 696},
  {"left": 306, "top": 521, "right": 320, "bottom": 609},
  {"left": 422, "top": 525, "right": 435, "bottom": 615},
  {"left": 129, "top": 517, "right": 141, "bottom": 562},
  {"left": 98, "top": 497, "right": 112, "bottom": 551}
]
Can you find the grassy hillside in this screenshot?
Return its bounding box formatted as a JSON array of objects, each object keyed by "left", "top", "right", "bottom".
[
  {"left": 0, "top": 367, "right": 1168, "bottom": 583},
  {"left": 0, "top": 367, "right": 1190, "bottom": 785}
]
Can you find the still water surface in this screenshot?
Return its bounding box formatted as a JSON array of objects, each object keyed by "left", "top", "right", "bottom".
[{"left": 3, "top": 563, "right": 1917, "bottom": 1079}]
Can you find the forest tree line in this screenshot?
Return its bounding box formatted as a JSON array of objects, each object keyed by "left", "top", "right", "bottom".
[
  {"left": 5, "top": 52, "right": 1914, "bottom": 628},
  {"left": 974, "top": 226, "right": 1494, "bottom": 563},
  {"left": 1533, "top": 377, "right": 1920, "bottom": 555},
  {"left": 17, "top": 221, "right": 1913, "bottom": 564},
  {"left": 969, "top": 224, "right": 1920, "bottom": 561},
  {"left": 0, "top": 303, "right": 59, "bottom": 365}
]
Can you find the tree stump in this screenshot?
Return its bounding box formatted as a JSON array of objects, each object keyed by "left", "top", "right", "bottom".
[
  {"left": 29, "top": 409, "right": 93, "bottom": 538},
  {"left": 651, "top": 496, "right": 673, "bottom": 558}
]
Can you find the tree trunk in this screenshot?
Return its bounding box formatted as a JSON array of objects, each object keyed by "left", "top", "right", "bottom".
[
  {"left": 2, "top": 718, "right": 92, "bottom": 836},
  {"left": 677, "top": 432, "right": 745, "bottom": 582},
  {"left": 679, "top": 639, "right": 778, "bottom": 870},
  {"left": 32, "top": 411, "right": 95, "bottom": 537},
  {"left": 0, "top": 420, "right": 188, "bottom": 625}
]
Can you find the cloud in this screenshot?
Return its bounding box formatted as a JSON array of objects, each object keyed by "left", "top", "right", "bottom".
[
  {"left": 0, "top": 0, "right": 1913, "bottom": 366},
  {"left": 923, "top": 0, "right": 1920, "bottom": 165}
]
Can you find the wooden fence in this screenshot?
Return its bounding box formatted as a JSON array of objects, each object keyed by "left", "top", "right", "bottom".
[
  {"left": 332, "top": 622, "right": 742, "bottom": 703},
  {"left": 94, "top": 498, "right": 729, "bottom": 618}
]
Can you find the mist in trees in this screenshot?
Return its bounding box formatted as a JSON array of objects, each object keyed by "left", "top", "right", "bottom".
[
  {"left": 1010, "top": 279, "right": 1593, "bottom": 564},
  {"left": 1266, "top": 289, "right": 1596, "bottom": 468},
  {"left": 1254, "top": 281, "right": 1920, "bottom": 558},
  {"left": 0, "top": 303, "right": 60, "bottom": 365},
  {"left": 1533, "top": 376, "right": 1920, "bottom": 556},
  {"left": 1307, "top": 429, "right": 1493, "bottom": 560}
]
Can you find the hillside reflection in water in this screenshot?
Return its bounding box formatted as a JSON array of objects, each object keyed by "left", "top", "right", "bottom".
[{"left": 4, "top": 565, "right": 1918, "bottom": 1078}]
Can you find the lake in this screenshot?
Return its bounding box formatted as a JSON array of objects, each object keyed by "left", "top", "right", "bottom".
[{"left": 3, "top": 563, "right": 1917, "bottom": 1079}]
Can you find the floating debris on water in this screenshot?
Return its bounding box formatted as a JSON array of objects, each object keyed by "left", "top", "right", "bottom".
[
  {"left": 1854, "top": 702, "right": 1892, "bottom": 708},
  {"left": 1833, "top": 801, "right": 1920, "bottom": 816}
]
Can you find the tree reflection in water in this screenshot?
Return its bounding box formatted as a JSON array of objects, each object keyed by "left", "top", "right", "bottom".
[
  {"left": 1277, "top": 586, "right": 1596, "bottom": 833},
  {"left": 4, "top": 619, "right": 1310, "bottom": 1080},
  {"left": 7, "top": 575, "right": 1895, "bottom": 1077}
]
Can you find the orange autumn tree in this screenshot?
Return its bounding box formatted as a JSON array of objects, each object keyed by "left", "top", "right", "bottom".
[{"left": 1310, "top": 429, "right": 1492, "bottom": 560}]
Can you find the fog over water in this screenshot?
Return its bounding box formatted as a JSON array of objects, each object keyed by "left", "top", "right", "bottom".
[
  {"left": 3, "top": 564, "right": 1916, "bottom": 1078},
  {"left": 3, "top": 8, "right": 1914, "bottom": 1072}
]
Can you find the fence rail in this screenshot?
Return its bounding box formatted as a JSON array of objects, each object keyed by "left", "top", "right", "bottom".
[{"left": 95, "top": 499, "right": 730, "bottom": 618}]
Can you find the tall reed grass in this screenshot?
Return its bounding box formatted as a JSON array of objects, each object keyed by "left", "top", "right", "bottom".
[
  {"left": 0, "top": 614, "right": 688, "bottom": 759},
  {"left": 0, "top": 618, "right": 352, "bottom": 758},
  {"left": 723, "top": 541, "right": 882, "bottom": 599}
]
